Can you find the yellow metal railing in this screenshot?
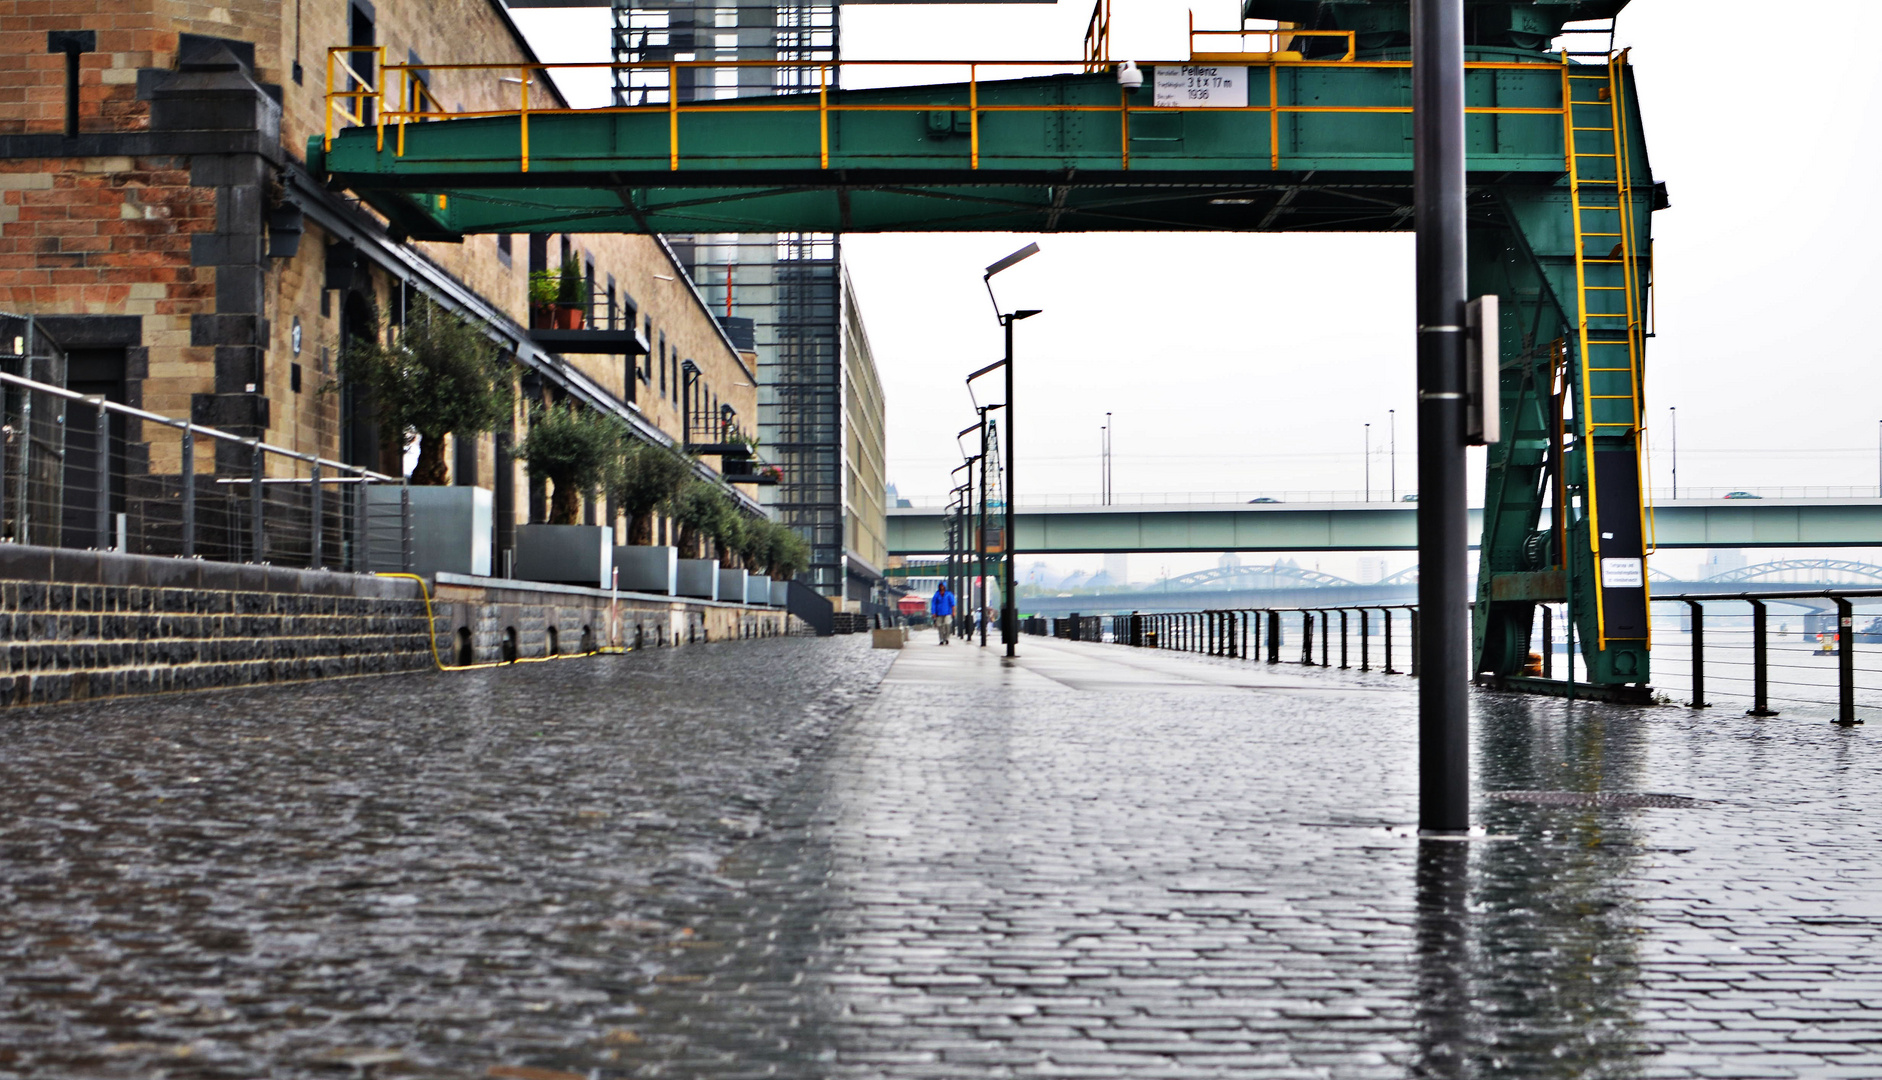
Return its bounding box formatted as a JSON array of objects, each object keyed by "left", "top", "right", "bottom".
[
  {"left": 1082, "top": 0, "right": 1111, "bottom": 72},
  {"left": 1188, "top": 16, "right": 1358, "bottom": 63},
  {"left": 323, "top": 52, "right": 1575, "bottom": 175}
]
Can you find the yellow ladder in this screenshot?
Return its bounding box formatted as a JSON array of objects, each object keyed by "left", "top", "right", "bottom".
[{"left": 1560, "top": 51, "right": 1646, "bottom": 649}]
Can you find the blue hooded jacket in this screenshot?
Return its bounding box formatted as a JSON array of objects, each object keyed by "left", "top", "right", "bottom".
[{"left": 931, "top": 586, "right": 956, "bottom": 617}]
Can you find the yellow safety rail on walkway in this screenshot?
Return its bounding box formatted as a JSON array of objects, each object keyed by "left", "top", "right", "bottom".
[{"left": 322, "top": 52, "right": 1571, "bottom": 175}]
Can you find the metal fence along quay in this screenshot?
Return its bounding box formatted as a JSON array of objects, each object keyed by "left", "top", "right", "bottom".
[
  {"left": 1041, "top": 595, "right": 1882, "bottom": 726},
  {"left": 0, "top": 367, "right": 412, "bottom": 574}
]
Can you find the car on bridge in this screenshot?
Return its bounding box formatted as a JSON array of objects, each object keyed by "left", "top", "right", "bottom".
[{"left": 1723, "top": 491, "right": 1764, "bottom": 499}]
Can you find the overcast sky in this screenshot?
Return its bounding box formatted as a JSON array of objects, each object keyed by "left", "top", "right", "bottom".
[{"left": 510, "top": 1, "right": 1882, "bottom": 575}]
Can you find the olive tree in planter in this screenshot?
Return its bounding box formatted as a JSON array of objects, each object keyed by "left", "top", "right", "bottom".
[
  {"left": 610, "top": 440, "right": 691, "bottom": 594},
  {"left": 764, "top": 521, "right": 811, "bottom": 605},
  {"left": 512, "top": 402, "right": 621, "bottom": 586},
  {"left": 337, "top": 293, "right": 511, "bottom": 575},
  {"left": 671, "top": 479, "right": 738, "bottom": 601}
]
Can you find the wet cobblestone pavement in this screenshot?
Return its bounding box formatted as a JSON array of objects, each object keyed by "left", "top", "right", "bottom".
[{"left": 4, "top": 635, "right": 1881, "bottom": 1078}]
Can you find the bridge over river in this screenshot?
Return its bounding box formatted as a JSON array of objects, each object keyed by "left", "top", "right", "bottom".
[
  {"left": 889, "top": 497, "right": 1882, "bottom": 557},
  {"left": 1001, "top": 559, "right": 1882, "bottom": 617}
]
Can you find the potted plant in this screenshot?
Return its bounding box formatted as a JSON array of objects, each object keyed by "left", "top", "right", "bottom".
[
  {"left": 671, "top": 479, "right": 733, "bottom": 600},
  {"left": 512, "top": 401, "right": 621, "bottom": 586},
  {"left": 765, "top": 521, "right": 810, "bottom": 606},
  {"left": 554, "top": 254, "right": 586, "bottom": 330},
  {"left": 610, "top": 439, "right": 692, "bottom": 594},
  {"left": 336, "top": 294, "right": 511, "bottom": 576},
  {"left": 528, "top": 268, "right": 559, "bottom": 330}
]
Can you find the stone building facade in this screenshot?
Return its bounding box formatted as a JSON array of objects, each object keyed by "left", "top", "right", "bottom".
[{"left": 0, "top": 0, "right": 764, "bottom": 561}]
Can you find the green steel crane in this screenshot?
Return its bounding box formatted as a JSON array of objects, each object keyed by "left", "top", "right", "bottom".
[{"left": 311, "top": 0, "right": 1658, "bottom": 693}]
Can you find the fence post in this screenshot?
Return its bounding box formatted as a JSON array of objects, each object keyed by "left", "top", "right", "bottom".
[
  {"left": 249, "top": 440, "right": 266, "bottom": 562},
  {"left": 1319, "top": 609, "right": 1330, "bottom": 667},
  {"left": 92, "top": 396, "right": 110, "bottom": 549},
  {"left": 400, "top": 480, "right": 413, "bottom": 572},
  {"left": 1301, "top": 611, "right": 1314, "bottom": 665},
  {"left": 1339, "top": 609, "right": 1349, "bottom": 668},
  {"left": 1683, "top": 600, "right": 1706, "bottom": 707},
  {"left": 1836, "top": 597, "right": 1860, "bottom": 726},
  {"left": 1242, "top": 609, "right": 1250, "bottom": 659},
  {"left": 1409, "top": 607, "right": 1420, "bottom": 677},
  {"left": 1360, "top": 608, "right": 1370, "bottom": 670},
  {"left": 1268, "top": 609, "right": 1280, "bottom": 663},
  {"left": 1383, "top": 608, "right": 1397, "bottom": 674},
  {"left": 179, "top": 423, "right": 195, "bottom": 558},
  {"left": 309, "top": 460, "right": 323, "bottom": 570},
  {"left": 1748, "top": 600, "right": 1778, "bottom": 717}
]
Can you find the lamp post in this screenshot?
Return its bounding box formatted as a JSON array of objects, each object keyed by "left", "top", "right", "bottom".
[
  {"left": 1365, "top": 422, "right": 1372, "bottom": 502},
  {"left": 1670, "top": 406, "right": 1678, "bottom": 500},
  {"left": 982, "top": 242, "right": 1042, "bottom": 657},
  {"left": 1389, "top": 408, "right": 1397, "bottom": 501}
]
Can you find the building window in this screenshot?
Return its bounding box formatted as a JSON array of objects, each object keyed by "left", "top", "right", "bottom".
[{"left": 497, "top": 233, "right": 512, "bottom": 268}]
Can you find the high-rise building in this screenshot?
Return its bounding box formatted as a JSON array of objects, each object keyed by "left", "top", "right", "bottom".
[{"left": 611, "top": 0, "right": 888, "bottom": 608}]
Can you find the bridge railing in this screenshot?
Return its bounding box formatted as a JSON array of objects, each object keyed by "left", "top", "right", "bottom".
[{"left": 0, "top": 368, "right": 411, "bottom": 573}]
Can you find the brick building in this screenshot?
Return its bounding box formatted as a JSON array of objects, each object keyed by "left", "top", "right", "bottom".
[{"left": 0, "top": 0, "right": 763, "bottom": 561}]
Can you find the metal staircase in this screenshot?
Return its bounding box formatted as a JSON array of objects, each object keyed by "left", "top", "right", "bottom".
[{"left": 1563, "top": 51, "right": 1650, "bottom": 653}]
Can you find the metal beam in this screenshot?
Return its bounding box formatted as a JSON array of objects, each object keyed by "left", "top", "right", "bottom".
[{"left": 886, "top": 500, "right": 1882, "bottom": 556}]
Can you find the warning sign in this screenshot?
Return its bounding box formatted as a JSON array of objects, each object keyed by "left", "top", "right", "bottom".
[{"left": 1600, "top": 557, "right": 1644, "bottom": 589}]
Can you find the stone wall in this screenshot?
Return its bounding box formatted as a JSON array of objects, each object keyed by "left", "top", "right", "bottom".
[
  {"left": 0, "top": 543, "right": 430, "bottom": 707},
  {"left": 0, "top": 545, "right": 798, "bottom": 708}
]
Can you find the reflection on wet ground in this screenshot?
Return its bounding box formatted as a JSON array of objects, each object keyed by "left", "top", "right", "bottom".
[{"left": 2, "top": 635, "right": 1879, "bottom": 1078}]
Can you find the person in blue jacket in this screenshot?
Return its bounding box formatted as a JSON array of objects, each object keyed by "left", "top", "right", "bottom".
[{"left": 930, "top": 581, "right": 956, "bottom": 644}]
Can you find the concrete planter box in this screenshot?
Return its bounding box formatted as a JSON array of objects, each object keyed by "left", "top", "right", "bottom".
[
  {"left": 364, "top": 485, "right": 493, "bottom": 577},
  {"left": 677, "top": 558, "right": 720, "bottom": 600},
  {"left": 717, "top": 568, "right": 747, "bottom": 606},
  {"left": 745, "top": 574, "right": 771, "bottom": 605},
  {"left": 612, "top": 544, "right": 678, "bottom": 595},
  {"left": 769, "top": 580, "right": 790, "bottom": 607},
  {"left": 514, "top": 524, "right": 612, "bottom": 588}
]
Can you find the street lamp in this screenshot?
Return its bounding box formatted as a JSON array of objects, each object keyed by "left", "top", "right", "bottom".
[
  {"left": 982, "top": 242, "right": 1042, "bottom": 657},
  {"left": 1365, "top": 422, "right": 1372, "bottom": 502},
  {"left": 958, "top": 406, "right": 1003, "bottom": 647},
  {"left": 1389, "top": 408, "right": 1397, "bottom": 502},
  {"left": 1670, "top": 406, "right": 1678, "bottom": 500}
]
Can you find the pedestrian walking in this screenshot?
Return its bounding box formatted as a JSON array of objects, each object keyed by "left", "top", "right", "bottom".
[{"left": 930, "top": 582, "right": 956, "bottom": 644}]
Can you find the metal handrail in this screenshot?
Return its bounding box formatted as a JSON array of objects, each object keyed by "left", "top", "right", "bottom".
[{"left": 0, "top": 370, "right": 400, "bottom": 482}]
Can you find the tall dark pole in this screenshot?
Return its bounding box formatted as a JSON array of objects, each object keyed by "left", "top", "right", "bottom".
[
  {"left": 1003, "top": 315, "right": 1018, "bottom": 656},
  {"left": 979, "top": 419, "right": 990, "bottom": 648},
  {"left": 1413, "top": 0, "right": 1470, "bottom": 834}
]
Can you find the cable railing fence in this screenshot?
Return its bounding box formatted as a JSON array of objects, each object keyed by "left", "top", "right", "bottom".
[
  {"left": 1046, "top": 593, "right": 1878, "bottom": 724},
  {"left": 0, "top": 368, "right": 411, "bottom": 573}
]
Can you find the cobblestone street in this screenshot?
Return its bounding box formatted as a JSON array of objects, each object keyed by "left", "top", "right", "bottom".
[{"left": 3, "top": 634, "right": 1880, "bottom": 1078}]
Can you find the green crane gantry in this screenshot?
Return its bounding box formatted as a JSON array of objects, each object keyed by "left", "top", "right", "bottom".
[{"left": 311, "top": 0, "right": 1658, "bottom": 694}]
